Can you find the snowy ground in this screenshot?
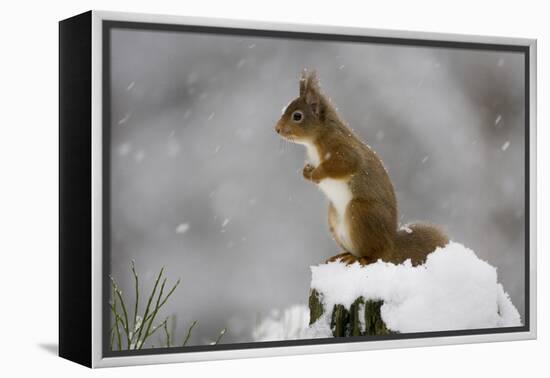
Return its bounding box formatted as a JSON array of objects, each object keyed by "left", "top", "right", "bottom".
[{"left": 254, "top": 242, "right": 521, "bottom": 341}]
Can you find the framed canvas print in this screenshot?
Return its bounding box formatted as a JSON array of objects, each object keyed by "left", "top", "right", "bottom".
[{"left": 59, "top": 10, "right": 537, "bottom": 368}]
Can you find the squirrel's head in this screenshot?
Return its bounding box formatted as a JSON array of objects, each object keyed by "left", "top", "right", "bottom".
[{"left": 275, "top": 70, "right": 330, "bottom": 143}]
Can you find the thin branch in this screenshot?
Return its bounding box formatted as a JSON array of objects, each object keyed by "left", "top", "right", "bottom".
[
  {"left": 110, "top": 324, "right": 115, "bottom": 350},
  {"left": 135, "top": 267, "right": 164, "bottom": 346},
  {"left": 110, "top": 276, "right": 130, "bottom": 349},
  {"left": 110, "top": 289, "right": 122, "bottom": 351},
  {"left": 163, "top": 320, "right": 171, "bottom": 348},
  {"left": 141, "top": 279, "right": 180, "bottom": 325},
  {"left": 131, "top": 260, "right": 139, "bottom": 338},
  {"left": 156, "top": 279, "right": 181, "bottom": 310},
  {"left": 138, "top": 278, "right": 167, "bottom": 349},
  {"left": 213, "top": 328, "right": 227, "bottom": 345},
  {"left": 107, "top": 263, "right": 190, "bottom": 351},
  {"left": 114, "top": 316, "right": 122, "bottom": 350},
  {"left": 146, "top": 318, "right": 168, "bottom": 339},
  {"left": 182, "top": 320, "right": 197, "bottom": 347}
]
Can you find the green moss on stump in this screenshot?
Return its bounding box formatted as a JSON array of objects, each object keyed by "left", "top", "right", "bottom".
[{"left": 308, "top": 289, "right": 394, "bottom": 337}]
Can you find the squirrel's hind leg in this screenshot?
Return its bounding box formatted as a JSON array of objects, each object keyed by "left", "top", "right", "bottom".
[
  {"left": 347, "top": 198, "right": 395, "bottom": 262},
  {"left": 325, "top": 251, "right": 352, "bottom": 264},
  {"left": 325, "top": 252, "right": 372, "bottom": 266}
]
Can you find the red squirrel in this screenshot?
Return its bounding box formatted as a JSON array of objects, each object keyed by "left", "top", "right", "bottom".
[{"left": 275, "top": 71, "right": 449, "bottom": 266}]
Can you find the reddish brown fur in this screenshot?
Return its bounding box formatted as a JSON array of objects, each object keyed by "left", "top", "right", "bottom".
[{"left": 275, "top": 70, "right": 449, "bottom": 267}]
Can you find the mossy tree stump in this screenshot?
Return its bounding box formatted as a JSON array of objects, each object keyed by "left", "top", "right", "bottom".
[{"left": 309, "top": 289, "right": 394, "bottom": 337}]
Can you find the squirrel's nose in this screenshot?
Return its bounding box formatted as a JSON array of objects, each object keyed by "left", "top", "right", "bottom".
[{"left": 275, "top": 124, "right": 282, "bottom": 134}]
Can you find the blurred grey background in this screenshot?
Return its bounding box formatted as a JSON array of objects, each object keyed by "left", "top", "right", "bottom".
[{"left": 109, "top": 28, "right": 525, "bottom": 346}]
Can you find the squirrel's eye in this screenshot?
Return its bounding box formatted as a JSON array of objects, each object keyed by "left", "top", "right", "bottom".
[{"left": 291, "top": 110, "right": 304, "bottom": 123}]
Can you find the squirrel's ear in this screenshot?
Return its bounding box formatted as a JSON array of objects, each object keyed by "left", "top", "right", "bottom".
[
  {"left": 299, "top": 77, "right": 306, "bottom": 97},
  {"left": 307, "top": 93, "right": 324, "bottom": 120},
  {"left": 304, "top": 71, "right": 324, "bottom": 120},
  {"left": 299, "top": 70, "right": 307, "bottom": 97}
]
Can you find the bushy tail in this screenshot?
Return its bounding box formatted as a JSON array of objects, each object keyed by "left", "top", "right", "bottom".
[{"left": 393, "top": 223, "right": 449, "bottom": 266}]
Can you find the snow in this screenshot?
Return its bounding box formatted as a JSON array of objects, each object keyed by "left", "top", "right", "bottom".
[
  {"left": 400, "top": 225, "right": 413, "bottom": 234},
  {"left": 222, "top": 218, "right": 230, "bottom": 228},
  {"left": 495, "top": 114, "right": 502, "bottom": 126},
  {"left": 117, "top": 143, "right": 131, "bottom": 156},
  {"left": 175, "top": 223, "right": 190, "bottom": 234},
  {"left": 309, "top": 242, "right": 521, "bottom": 333},
  {"left": 252, "top": 242, "right": 520, "bottom": 342},
  {"left": 421, "top": 155, "right": 429, "bottom": 163},
  {"left": 166, "top": 140, "right": 181, "bottom": 157},
  {"left": 501, "top": 141, "right": 511, "bottom": 151},
  {"left": 117, "top": 112, "right": 131, "bottom": 125},
  {"left": 134, "top": 150, "right": 146, "bottom": 162},
  {"left": 253, "top": 305, "right": 312, "bottom": 341}
]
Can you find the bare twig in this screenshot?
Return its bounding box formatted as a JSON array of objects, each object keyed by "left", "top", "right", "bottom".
[
  {"left": 110, "top": 289, "right": 123, "bottom": 351},
  {"left": 141, "top": 278, "right": 181, "bottom": 325},
  {"left": 131, "top": 260, "right": 139, "bottom": 337},
  {"left": 110, "top": 276, "right": 130, "bottom": 348},
  {"left": 182, "top": 320, "right": 198, "bottom": 347},
  {"left": 213, "top": 328, "right": 227, "bottom": 345},
  {"left": 135, "top": 267, "right": 164, "bottom": 347},
  {"left": 139, "top": 278, "right": 167, "bottom": 349},
  {"left": 108, "top": 263, "right": 224, "bottom": 351},
  {"left": 163, "top": 320, "right": 171, "bottom": 347}
]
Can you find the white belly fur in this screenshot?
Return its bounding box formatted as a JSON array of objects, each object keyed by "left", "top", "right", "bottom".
[
  {"left": 301, "top": 141, "right": 354, "bottom": 251},
  {"left": 320, "top": 178, "right": 354, "bottom": 251}
]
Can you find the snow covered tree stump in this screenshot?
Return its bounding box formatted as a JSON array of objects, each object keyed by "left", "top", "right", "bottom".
[
  {"left": 253, "top": 243, "right": 522, "bottom": 342},
  {"left": 305, "top": 243, "right": 521, "bottom": 339},
  {"left": 309, "top": 288, "right": 393, "bottom": 337}
]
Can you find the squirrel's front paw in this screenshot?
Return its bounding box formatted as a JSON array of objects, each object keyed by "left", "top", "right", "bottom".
[{"left": 303, "top": 164, "right": 315, "bottom": 181}]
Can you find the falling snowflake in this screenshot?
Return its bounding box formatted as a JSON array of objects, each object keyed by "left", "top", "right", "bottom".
[
  {"left": 134, "top": 150, "right": 146, "bottom": 162},
  {"left": 176, "top": 223, "right": 190, "bottom": 234},
  {"left": 501, "top": 141, "right": 511, "bottom": 151},
  {"left": 118, "top": 112, "right": 131, "bottom": 125},
  {"left": 117, "top": 143, "right": 131, "bottom": 156},
  {"left": 166, "top": 140, "right": 181, "bottom": 157}
]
